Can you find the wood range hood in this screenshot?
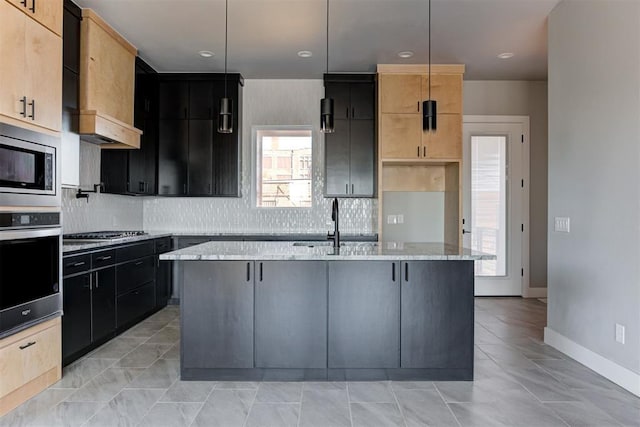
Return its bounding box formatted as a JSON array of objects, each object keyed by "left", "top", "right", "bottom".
[{"left": 78, "top": 9, "right": 141, "bottom": 149}]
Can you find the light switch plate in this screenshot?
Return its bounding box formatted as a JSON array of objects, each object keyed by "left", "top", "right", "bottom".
[
  {"left": 554, "top": 217, "right": 570, "bottom": 233},
  {"left": 615, "top": 323, "right": 625, "bottom": 344},
  {"left": 397, "top": 214, "right": 404, "bottom": 224},
  {"left": 387, "top": 215, "right": 397, "bottom": 224}
]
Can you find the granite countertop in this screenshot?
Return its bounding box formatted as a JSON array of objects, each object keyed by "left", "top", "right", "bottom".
[
  {"left": 159, "top": 241, "right": 494, "bottom": 261},
  {"left": 62, "top": 232, "right": 172, "bottom": 254}
]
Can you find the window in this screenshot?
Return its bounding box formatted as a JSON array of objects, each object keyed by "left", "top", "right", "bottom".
[{"left": 254, "top": 128, "right": 313, "bottom": 208}]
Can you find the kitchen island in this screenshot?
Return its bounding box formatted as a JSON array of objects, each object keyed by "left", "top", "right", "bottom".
[{"left": 161, "top": 241, "right": 492, "bottom": 381}]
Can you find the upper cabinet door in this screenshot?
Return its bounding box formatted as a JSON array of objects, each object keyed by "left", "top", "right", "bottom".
[
  {"left": 325, "top": 83, "right": 350, "bottom": 120},
  {"left": 424, "top": 114, "right": 462, "bottom": 159},
  {"left": 6, "top": 0, "right": 63, "bottom": 36},
  {"left": 159, "top": 81, "right": 189, "bottom": 119},
  {"left": 0, "top": 2, "right": 27, "bottom": 123},
  {"left": 188, "top": 81, "right": 214, "bottom": 119},
  {"left": 187, "top": 120, "right": 214, "bottom": 195},
  {"left": 349, "top": 83, "right": 375, "bottom": 120},
  {"left": 422, "top": 74, "right": 462, "bottom": 114},
  {"left": 324, "top": 118, "right": 350, "bottom": 197},
  {"left": 379, "top": 114, "right": 422, "bottom": 159},
  {"left": 379, "top": 74, "right": 421, "bottom": 114}
]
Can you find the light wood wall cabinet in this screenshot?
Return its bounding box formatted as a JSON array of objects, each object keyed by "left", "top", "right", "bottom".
[
  {"left": 0, "top": 0, "right": 62, "bottom": 134},
  {"left": 0, "top": 318, "right": 62, "bottom": 417},
  {"left": 377, "top": 64, "right": 465, "bottom": 246},
  {"left": 79, "top": 9, "right": 141, "bottom": 148}
]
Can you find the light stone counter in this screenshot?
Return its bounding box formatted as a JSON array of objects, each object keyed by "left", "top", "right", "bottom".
[
  {"left": 160, "top": 240, "right": 494, "bottom": 261},
  {"left": 62, "top": 232, "right": 172, "bottom": 253}
]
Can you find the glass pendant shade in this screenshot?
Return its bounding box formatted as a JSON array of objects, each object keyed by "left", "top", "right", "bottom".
[
  {"left": 320, "top": 97, "right": 334, "bottom": 133},
  {"left": 218, "top": 97, "right": 233, "bottom": 134}
]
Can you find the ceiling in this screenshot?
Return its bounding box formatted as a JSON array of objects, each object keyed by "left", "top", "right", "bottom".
[{"left": 74, "top": 0, "right": 560, "bottom": 80}]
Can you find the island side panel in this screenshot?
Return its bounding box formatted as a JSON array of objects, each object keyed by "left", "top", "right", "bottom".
[
  {"left": 400, "top": 260, "right": 474, "bottom": 372},
  {"left": 181, "top": 261, "right": 254, "bottom": 370}
]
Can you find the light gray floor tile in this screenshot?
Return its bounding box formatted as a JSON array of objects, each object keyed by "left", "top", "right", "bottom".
[
  {"left": 126, "top": 358, "right": 180, "bottom": 388},
  {"left": 533, "top": 359, "right": 622, "bottom": 391},
  {"left": 115, "top": 343, "right": 173, "bottom": 368},
  {"left": 215, "top": 381, "right": 260, "bottom": 390},
  {"left": 511, "top": 340, "right": 566, "bottom": 360},
  {"left": 191, "top": 389, "right": 256, "bottom": 427},
  {"left": 138, "top": 402, "right": 202, "bottom": 427},
  {"left": 545, "top": 401, "right": 622, "bottom": 427},
  {"left": 390, "top": 381, "right": 434, "bottom": 390},
  {"left": 255, "top": 382, "right": 303, "bottom": 403},
  {"left": 160, "top": 381, "right": 216, "bottom": 402},
  {"left": 29, "top": 401, "right": 105, "bottom": 427},
  {"left": 478, "top": 343, "right": 539, "bottom": 368},
  {"left": 121, "top": 321, "right": 167, "bottom": 338},
  {"left": 0, "top": 389, "right": 76, "bottom": 427},
  {"left": 245, "top": 403, "right": 300, "bottom": 427},
  {"left": 303, "top": 382, "right": 347, "bottom": 391},
  {"left": 83, "top": 388, "right": 164, "bottom": 427},
  {"left": 86, "top": 337, "right": 146, "bottom": 360},
  {"left": 576, "top": 387, "right": 640, "bottom": 426},
  {"left": 146, "top": 309, "right": 180, "bottom": 324},
  {"left": 348, "top": 382, "right": 395, "bottom": 403},
  {"left": 474, "top": 324, "right": 503, "bottom": 345},
  {"left": 65, "top": 368, "right": 144, "bottom": 402},
  {"left": 474, "top": 345, "right": 490, "bottom": 360},
  {"left": 146, "top": 326, "right": 180, "bottom": 345},
  {"left": 504, "top": 365, "right": 581, "bottom": 402},
  {"left": 161, "top": 343, "right": 180, "bottom": 360},
  {"left": 449, "top": 399, "right": 567, "bottom": 427},
  {"left": 300, "top": 389, "right": 351, "bottom": 427},
  {"left": 394, "top": 388, "right": 458, "bottom": 427},
  {"left": 434, "top": 378, "right": 533, "bottom": 403},
  {"left": 351, "top": 402, "right": 404, "bottom": 427},
  {"left": 53, "top": 358, "right": 116, "bottom": 388}
]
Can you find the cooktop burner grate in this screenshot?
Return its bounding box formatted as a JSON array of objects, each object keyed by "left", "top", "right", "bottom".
[{"left": 64, "top": 231, "right": 147, "bottom": 240}]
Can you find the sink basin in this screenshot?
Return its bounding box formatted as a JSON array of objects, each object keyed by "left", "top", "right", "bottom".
[{"left": 291, "top": 241, "right": 378, "bottom": 248}]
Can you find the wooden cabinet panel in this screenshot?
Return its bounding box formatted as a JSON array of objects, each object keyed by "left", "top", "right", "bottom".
[
  {"left": 7, "top": 0, "right": 63, "bottom": 36},
  {"left": 380, "top": 114, "right": 421, "bottom": 159},
  {"left": 422, "top": 74, "right": 462, "bottom": 114},
  {"left": 423, "top": 114, "right": 462, "bottom": 159},
  {"left": 379, "top": 74, "right": 421, "bottom": 114},
  {"left": 0, "top": 338, "right": 23, "bottom": 398},
  {"left": 0, "top": 2, "right": 27, "bottom": 123},
  {"left": 24, "top": 16, "right": 62, "bottom": 131},
  {"left": 21, "top": 324, "right": 60, "bottom": 383}
]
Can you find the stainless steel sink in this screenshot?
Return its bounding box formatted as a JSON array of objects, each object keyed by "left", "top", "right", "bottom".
[{"left": 291, "top": 241, "right": 377, "bottom": 248}]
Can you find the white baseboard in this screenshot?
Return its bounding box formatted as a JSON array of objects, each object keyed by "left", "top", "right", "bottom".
[
  {"left": 523, "top": 287, "right": 547, "bottom": 298},
  {"left": 544, "top": 327, "right": 640, "bottom": 397}
]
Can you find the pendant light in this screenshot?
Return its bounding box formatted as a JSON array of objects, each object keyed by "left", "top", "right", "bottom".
[
  {"left": 423, "top": 0, "right": 437, "bottom": 131},
  {"left": 218, "top": 0, "right": 233, "bottom": 134},
  {"left": 320, "top": 0, "right": 334, "bottom": 133}
]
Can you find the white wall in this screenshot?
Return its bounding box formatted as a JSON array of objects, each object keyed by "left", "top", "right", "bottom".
[
  {"left": 547, "top": 0, "right": 640, "bottom": 381},
  {"left": 143, "top": 79, "right": 377, "bottom": 234},
  {"left": 464, "top": 80, "right": 548, "bottom": 288}
]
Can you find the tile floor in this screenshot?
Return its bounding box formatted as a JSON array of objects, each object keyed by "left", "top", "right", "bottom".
[{"left": 1, "top": 298, "right": 639, "bottom": 427}]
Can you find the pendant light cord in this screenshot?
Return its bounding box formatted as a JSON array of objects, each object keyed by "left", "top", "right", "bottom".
[
  {"left": 428, "top": 0, "right": 431, "bottom": 100},
  {"left": 224, "top": 0, "right": 228, "bottom": 99},
  {"left": 326, "top": 0, "right": 329, "bottom": 74}
]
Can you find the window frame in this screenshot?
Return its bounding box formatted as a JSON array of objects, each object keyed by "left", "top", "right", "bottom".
[{"left": 251, "top": 125, "right": 314, "bottom": 209}]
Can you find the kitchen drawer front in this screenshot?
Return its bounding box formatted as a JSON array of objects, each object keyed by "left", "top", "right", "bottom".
[
  {"left": 0, "top": 319, "right": 60, "bottom": 399},
  {"left": 63, "top": 254, "right": 91, "bottom": 276},
  {"left": 116, "top": 283, "right": 155, "bottom": 328},
  {"left": 91, "top": 249, "right": 116, "bottom": 268},
  {"left": 116, "top": 241, "right": 155, "bottom": 263},
  {"left": 155, "top": 237, "right": 171, "bottom": 254},
  {"left": 116, "top": 256, "right": 155, "bottom": 295}
]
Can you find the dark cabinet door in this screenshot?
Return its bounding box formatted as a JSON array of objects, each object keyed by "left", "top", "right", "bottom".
[
  {"left": 325, "top": 119, "right": 350, "bottom": 196},
  {"left": 62, "top": 273, "right": 92, "bottom": 361},
  {"left": 128, "top": 142, "right": 147, "bottom": 195},
  {"left": 211, "top": 80, "right": 241, "bottom": 196},
  {"left": 158, "top": 119, "right": 188, "bottom": 195},
  {"left": 255, "top": 261, "right": 327, "bottom": 368},
  {"left": 159, "top": 81, "right": 189, "bottom": 119},
  {"left": 349, "top": 119, "right": 375, "bottom": 197},
  {"left": 188, "top": 120, "right": 213, "bottom": 195},
  {"left": 189, "top": 81, "right": 214, "bottom": 119},
  {"left": 92, "top": 267, "right": 116, "bottom": 343},
  {"left": 62, "top": 1, "right": 80, "bottom": 73},
  {"left": 155, "top": 257, "right": 171, "bottom": 309},
  {"left": 326, "top": 83, "right": 350, "bottom": 120},
  {"left": 328, "top": 261, "right": 400, "bottom": 368},
  {"left": 401, "top": 261, "right": 474, "bottom": 369},
  {"left": 101, "top": 150, "right": 129, "bottom": 195},
  {"left": 350, "top": 83, "right": 375, "bottom": 120},
  {"left": 117, "top": 283, "right": 156, "bottom": 329},
  {"left": 182, "top": 261, "right": 254, "bottom": 369}
]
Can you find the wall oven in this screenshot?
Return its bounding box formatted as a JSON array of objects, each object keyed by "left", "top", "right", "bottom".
[
  {"left": 0, "top": 212, "right": 62, "bottom": 337},
  {"left": 0, "top": 123, "right": 60, "bottom": 207}
]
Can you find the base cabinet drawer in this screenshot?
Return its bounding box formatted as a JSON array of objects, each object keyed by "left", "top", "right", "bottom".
[
  {"left": 116, "top": 283, "right": 155, "bottom": 328},
  {"left": 116, "top": 256, "right": 155, "bottom": 295}
]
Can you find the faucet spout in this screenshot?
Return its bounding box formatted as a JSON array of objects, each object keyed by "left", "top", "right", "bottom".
[{"left": 327, "top": 198, "right": 340, "bottom": 249}]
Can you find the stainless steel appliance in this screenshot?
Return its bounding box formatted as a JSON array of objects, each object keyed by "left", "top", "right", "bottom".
[
  {"left": 0, "top": 212, "right": 62, "bottom": 337},
  {"left": 0, "top": 123, "right": 60, "bottom": 207}
]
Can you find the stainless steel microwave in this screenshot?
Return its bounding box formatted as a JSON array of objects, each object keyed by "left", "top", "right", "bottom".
[{"left": 0, "top": 123, "right": 60, "bottom": 207}]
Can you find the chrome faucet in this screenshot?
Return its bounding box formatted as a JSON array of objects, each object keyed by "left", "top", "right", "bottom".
[{"left": 327, "top": 198, "right": 340, "bottom": 249}]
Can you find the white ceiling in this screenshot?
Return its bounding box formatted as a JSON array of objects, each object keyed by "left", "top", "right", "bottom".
[{"left": 74, "top": 0, "right": 560, "bottom": 80}]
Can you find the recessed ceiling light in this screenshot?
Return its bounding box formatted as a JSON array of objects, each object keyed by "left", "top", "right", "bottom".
[
  {"left": 497, "top": 52, "right": 514, "bottom": 59},
  {"left": 298, "top": 50, "right": 313, "bottom": 58},
  {"left": 398, "top": 51, "right": 414, "bottom": 59},
  {"left": 198, "top": 50, "right": 214, "bottom": 58}
]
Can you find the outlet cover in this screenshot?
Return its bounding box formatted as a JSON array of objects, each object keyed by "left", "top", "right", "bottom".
[
  {"left": 554, "top": 217, "right": 570, "bottom": 233},
  {"left": 615, "top": 324, "right": 625, "bottom": 344},
  {"left": 387, "top": 215, "right": 397, "bottom": 224},
  {"left": 397, "top": 214, "right": 404, "bottom": 224}
]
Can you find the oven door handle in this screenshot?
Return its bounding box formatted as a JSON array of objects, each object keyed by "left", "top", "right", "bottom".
[{"left": 0, "top": 227, "right": 61, "bottom": 241}]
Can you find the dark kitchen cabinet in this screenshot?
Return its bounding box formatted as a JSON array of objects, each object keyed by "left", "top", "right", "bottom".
[
  {"left": 187, "top": 120, "right": 214, "bottom": 195},
  {"left": 189, "top": 81, "right": 214, "bottom": 119},
  {"left": 400, "top": 261, "right": 474, "bottom": 369},
  {"left": 328, "top": 261, "right": 400, "bottom": 368},
  {"left": 62, "top": 273, "right": 91, "bottom": 361},
  {"left": 324, "top": 74, "right": 376, "bottom": 198},
  {"left": 255, "top": 261, "right": 327, "bottom": 368},
  {"left": 91, "top": 267, "right": 116, "bottom": 343},
  {"left": 182, "top": 261, "right": 254, "bottom": 369},
  {"left": 157, "top": 119, "right": 189, "bottom": 195},
  {"left": 155, "top": 238, "right": 172, "bottom": 309},
  {"left": 159, "top": 81, "right": 189, "bottom": 119}
]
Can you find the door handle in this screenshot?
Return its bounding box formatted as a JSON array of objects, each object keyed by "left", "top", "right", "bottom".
[
  {"left": 96, "top": 255, "right": 112, "bottom": 261},
  {"left": 246, "top": 262, "right": 251, "bottom": 282},
  {"left": 345, "top": 183, "right": 349, "bottom": 194},
  {"left": 462, "top": 229, "right": 472, "bottom": 234},
  {"left": 423, "top": 146, "right": 426, "bottom": 158},
  {"left": 351, "top": 184, "right": 354, "bottom": 195},
  {"left": 28, "top": 99, "right": 35, "bottom": 120},
  {"left": 417, "top": 146, "right": 420, "bottom": 158},
  {"left": 417, "top": 101, "right": 420, "bottom": 112},
  {"left": 404, "top": 263, "right": 409, "bottom": 281},
  {"left": 94, "top": 271, "right": 99, "bottom": 289},
  {"left": 19, "top": 341, "right": 36, "bottom": 350},
  {"left": 259, "top": 262, "right": 263, "bottom": 282},
  {"left": 392, "top": 263, "right": 396, "bottom": 282},
  {"left": 29, "top": 0, "right": 35, "bottom": 13},
  {"left": 19, "top": 96, "right": 27, "bottom": 117}
]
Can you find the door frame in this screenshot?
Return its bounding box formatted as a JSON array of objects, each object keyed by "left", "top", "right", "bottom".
[{"left": 463, "top": 115, "right": 533, "bottom": 297}]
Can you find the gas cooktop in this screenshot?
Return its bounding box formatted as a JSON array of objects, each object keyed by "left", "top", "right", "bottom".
[{"left": 63, "top": 231, "right": 147, "bottom": 242}]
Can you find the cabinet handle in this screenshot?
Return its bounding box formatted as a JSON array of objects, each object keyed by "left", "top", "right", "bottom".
[
  {"left": 351, "top": 184, "right": 354, "bottom": 194},
  {"left": 208, "top": 183, "right": 211, "bottom": 194},
  {"left": 135, "top": 261, "right": 144, "bottom": 266},
  {"left": 69, "top": 261, "right": 85, "bottom": 267},
  {"left": 405, "top": 263, "right": 409, "bottom": 281},
  {"left": 246, "top": 262, "right": 251, "bottom": 281},
  {"left": 83, "top": 275, "right": 91, "bottom": 290},
  {"left": 183, "top": 184, "right": 187, "bottom": 195},
  {"left": 139, "top": 181, "right": 145, "bottom": 192},
  {"left": 97, "top": 255, "right": 112, "bottom": 261},
  {"left": 392, "top": 263, "right": 396, "bottom": 282},
  {"left": 346, "top": 107, "right": 349, "bottom": 118},
  {"left": 19, "top": 96, "right": 27, "bottom": 117},
  {"left": 259, "top": 262, "right": 263, "bottom": 282},
  {"left": 20, "top": 0, "right": 27, "bottom": 6},
  {"left": 423, "top": 146, "right": 426, "bottom": 158},
  {"left": 184, "top": 108, "right": 187, "bottom": 119},
  {"left": 345, "top": 183, "right": 349, "bottom": 194},
  {"left": 417, "top": 101, "right": 420, "bottom": 112},
  {"left": 29, "top": 0, "right": 35, "bottom": 13},
  {"left": 19, "top": 341, "right": 36, "bottom": 350},
  {"left": 95, "top": 271, "right": 99, "bottom": 289},
  {"left": 417, "top": 146, "right": 420, "bottom": 158},
  {"left": 28, "top": 99, "right": 35, "bottom": 120},
  {"left": 352, "top": 107, "right": 355, "bottom": 118}
]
